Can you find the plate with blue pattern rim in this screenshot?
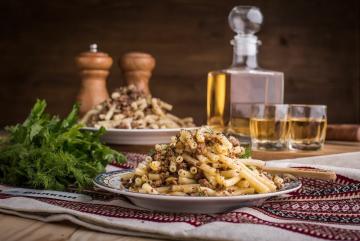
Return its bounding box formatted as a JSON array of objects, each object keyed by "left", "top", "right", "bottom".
[
  {"left": 82, "top": 127, "right": 198, "bottom": 145},
  {"left": 93, "top": 170, "right": 302, "bottom": 214}
]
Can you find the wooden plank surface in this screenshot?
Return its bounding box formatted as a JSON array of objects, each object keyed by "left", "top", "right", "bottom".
[
  {"left": 0, "top": 0, "right": 359, "bottom": 127},
  {"left": 0, "top": 214, "right": 165, "bottom": 241}
]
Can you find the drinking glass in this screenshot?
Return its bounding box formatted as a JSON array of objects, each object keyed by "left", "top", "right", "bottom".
[
  {"left": 229, "top": 103, "right": 252, "bottom": 137},
  {"left": 250, "top": 104, "right": 289, "bottom": 151},
  {"left": 288, "top": 105, "right": 327, "bottom": 150}
]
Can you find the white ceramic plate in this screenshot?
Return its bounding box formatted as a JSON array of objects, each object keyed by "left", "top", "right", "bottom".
[
  {"left": 93, "top": 170, "right": 302, "bottom": 214},
  {"left": 82, "top": 127, "right": 198, "bottom": 145}
]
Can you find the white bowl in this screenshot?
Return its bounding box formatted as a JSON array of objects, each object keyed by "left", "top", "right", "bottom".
[{"left": 82, "top": 127, "right": 198, "bottom": 145}]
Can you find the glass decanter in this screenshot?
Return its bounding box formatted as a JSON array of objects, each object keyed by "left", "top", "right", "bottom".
[{"left": 207, "top": 6, "right": 284, "bottom": 136}]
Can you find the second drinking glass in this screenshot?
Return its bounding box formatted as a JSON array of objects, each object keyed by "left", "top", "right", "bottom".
[
  {"left": 250, "top": 104, "right": 289, "bottom": 151},
  {"left": 288, "top": 105, "right": 327, "bottom": 151}
]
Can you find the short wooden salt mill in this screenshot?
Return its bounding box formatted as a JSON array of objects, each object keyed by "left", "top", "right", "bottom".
[
  {"left": 119, "top": 52, "right": 156, "bottom": 95},
  {"left": 75, "top": 44, "right": 113, "bottom": 116}
]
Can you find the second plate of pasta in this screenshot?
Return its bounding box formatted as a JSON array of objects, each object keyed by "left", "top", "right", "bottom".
[{"left": 82, "top": 127, "right": 198, "bottom": 145}]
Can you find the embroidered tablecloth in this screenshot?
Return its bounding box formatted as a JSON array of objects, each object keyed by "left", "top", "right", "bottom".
[{"left": 0, "top": 153, "right": 359, "bottom": 241}]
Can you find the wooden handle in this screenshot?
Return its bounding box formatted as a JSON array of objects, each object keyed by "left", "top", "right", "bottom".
[
  {"left": 119, "top": 52, "right": 155, "bottom": 95},
  {"left": 262, "top": 166, "right": 337, "bottom": 181},
  {"left": 326, "top": 124, "right": 360, "bottom": 142},
  {"left": 236, "top": 159, "right": 337, "bottom": 181},
  {"left": 75, "top": 44, "right": 113, "bottom": 116}
]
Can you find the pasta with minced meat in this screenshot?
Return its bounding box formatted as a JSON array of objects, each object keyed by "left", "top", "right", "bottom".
[{"left": 121, "top": 127, "right": 289, "bottom": 196}]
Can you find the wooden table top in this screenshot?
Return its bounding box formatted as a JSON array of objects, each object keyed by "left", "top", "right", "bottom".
[
  {"left": 0, "top": 140, "right": 359, "bottom": 241},
  {"left": 253, "top": 141, "right": 360, "bottom": 160},
  {"left": 111, "top": 141, "right": 360, "bottom": 161},
  {"left": 0, "top": 214, "right": 167, "bottom": 241}
]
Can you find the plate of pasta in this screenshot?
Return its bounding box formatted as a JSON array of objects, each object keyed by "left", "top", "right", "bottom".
[
  {"left": 80, "top": 85, "right": 197, "bottom": 145},
  {"left": 82, "top": 127, "right": 198, "bottom": 145},
  {"left": 94, "top": 127, "right": 303, "bottom": 213},
  {"left": 94, "top": 169, "right": 301, "bottom": 213}
]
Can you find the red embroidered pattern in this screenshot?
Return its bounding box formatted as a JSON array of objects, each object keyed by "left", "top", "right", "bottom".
[{"left": 0, "top": 184, "right": 359, "bottom": 241}]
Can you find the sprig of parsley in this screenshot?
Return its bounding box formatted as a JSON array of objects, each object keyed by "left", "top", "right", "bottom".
[
  {"left": 241, "top": 146, "right": 252, "bottom": 159},
  {"left": 0, "top": 99, "right": 126, "bottom": 191}
]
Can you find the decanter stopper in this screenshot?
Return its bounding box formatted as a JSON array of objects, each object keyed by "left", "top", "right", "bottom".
[
  {"left": 75, "top": 44, "right": 113, "bottom": 116},
  {"left": 229, "top": 6, "right": 263, "bottom": 35},
  {"left": 119, "top": 52, "right": 156, "bottom": 95},
  {"left": 229, "top": 6, "right": 263, "bottom": 57}
]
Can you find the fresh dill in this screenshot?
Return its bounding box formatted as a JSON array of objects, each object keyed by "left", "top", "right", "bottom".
[{"left": 0, "top": 100, "right": 126, "bottom": 191}]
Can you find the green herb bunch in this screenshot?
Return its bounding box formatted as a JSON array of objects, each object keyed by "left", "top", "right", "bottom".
[{"left": 0, "top": 100, "right": 126, "bottom": 190}]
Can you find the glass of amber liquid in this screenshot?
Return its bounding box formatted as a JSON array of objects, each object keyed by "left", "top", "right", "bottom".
[
  {"left": 250, "top": 104, "right": 289, "bottom": 151},
  {"left": 288, "top": 105, "right": 327, "bottom": 150},
  {"left": 229, "top": 103, "right": 252, "bottom": 137}
]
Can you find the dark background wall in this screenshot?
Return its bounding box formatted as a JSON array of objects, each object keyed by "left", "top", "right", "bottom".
[{"left": 0, "top": 0, "right": 359, "bottom": 127}]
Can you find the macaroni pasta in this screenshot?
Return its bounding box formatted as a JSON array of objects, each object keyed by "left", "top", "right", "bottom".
[{"left": 121, "top": 127, "right": 288, "bottom": 196}]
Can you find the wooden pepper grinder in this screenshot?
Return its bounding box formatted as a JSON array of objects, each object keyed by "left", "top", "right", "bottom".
[
  {"left": 119, "top": 52, "right": 156, "bottom": 95},
  {"left": 75, "top": 44, "right": 113, "bottom": 116}
]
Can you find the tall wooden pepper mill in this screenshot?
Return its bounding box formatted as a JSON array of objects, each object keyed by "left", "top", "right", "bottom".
[
  {"left": 75, "top": 44, "right": 113, "bottom": 116},
  {"left": 119, "top": 52, "right": 155, "bottom": 95}
]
